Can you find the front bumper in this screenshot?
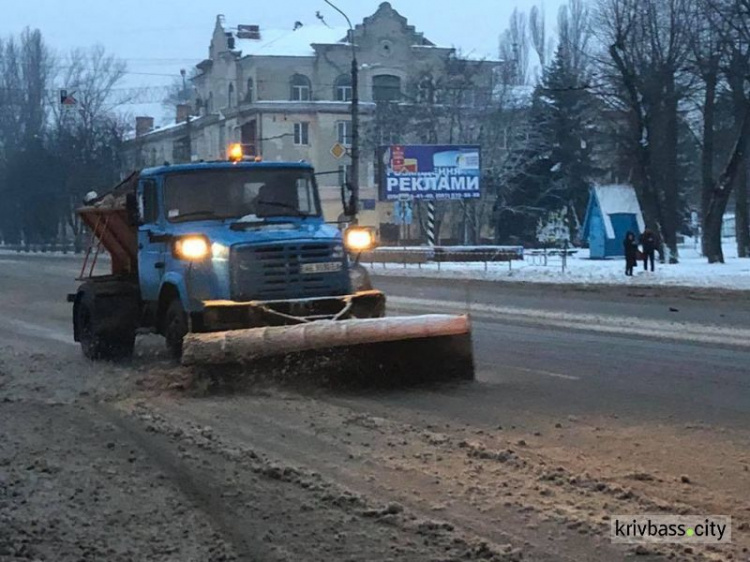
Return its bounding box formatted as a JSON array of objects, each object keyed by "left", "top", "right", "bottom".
[{"left": 190, "top": 290, "right": 386, "bottom": 333}]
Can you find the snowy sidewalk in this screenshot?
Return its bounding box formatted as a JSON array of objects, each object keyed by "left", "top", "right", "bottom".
[{"left": 367, "top": 243, "right": 750, "bottom": 291}]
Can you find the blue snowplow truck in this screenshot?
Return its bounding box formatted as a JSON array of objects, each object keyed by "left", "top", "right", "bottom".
[{"left": 68, "top": 155, "right": 473, "bottom": 384}]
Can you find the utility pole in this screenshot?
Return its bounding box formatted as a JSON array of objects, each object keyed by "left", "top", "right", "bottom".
[
  {"left": 181, "top": 68, "right": 192, "bottom": 162},
  {"left": 324, "top": 0, "right": 359, "bottom": 222}
]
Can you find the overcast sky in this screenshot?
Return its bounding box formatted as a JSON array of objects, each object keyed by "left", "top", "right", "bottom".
[{"left": 1, "top": 0, "right": 565, "bottom": 123}]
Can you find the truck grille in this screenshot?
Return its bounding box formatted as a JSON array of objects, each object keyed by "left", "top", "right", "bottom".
[{"left": 230, "top": 242, "right": 350, "bottom": 301}]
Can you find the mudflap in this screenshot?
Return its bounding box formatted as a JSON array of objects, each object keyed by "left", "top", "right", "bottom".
[{"left": 182, "top": 314, "right": 474, "bottom": 389}]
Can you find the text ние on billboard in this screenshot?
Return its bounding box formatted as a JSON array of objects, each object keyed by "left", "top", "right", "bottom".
[{"left": 378, "top": 145, "right": 481, "bottom": 201}]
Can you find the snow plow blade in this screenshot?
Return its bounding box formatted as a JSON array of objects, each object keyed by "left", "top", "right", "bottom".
[{"left": 182, "top": 314, "right": 474, "bottom": 386}]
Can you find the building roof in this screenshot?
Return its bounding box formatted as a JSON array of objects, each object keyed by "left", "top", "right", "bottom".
[
  {"left": 232, "top": 24, "right": 349, "bottom": 58},
  {"left": 591, "top": 184, "right": 645, "bottom": 239}
]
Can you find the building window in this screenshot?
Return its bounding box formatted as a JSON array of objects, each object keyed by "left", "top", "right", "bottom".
[
  {"left": 460, "top": 88, "right": 476, "bottom": 107},
  {"left": 173, "top": 137, "right": 190, "bottom": 163},
  {"left": 373, "top": 74, "right": 401, "bottom": 102},
  {"left": 334, "top": 74, "right": 352, "bottom": 101},
  {"left": 290, "top": 74, "right": 311, "bottom": 101},
  {"left": 417, "top": 76, "right": 434, "bottom": 104},
  {"left": 207, "top": 92, "right": 214, "bottom": 113},
  {"left": 246, "top": 77, "right": 254, "bottom": 102},
  {"left": 294, "top": 122, "right": 309, "bottom": 145},
  {"left": 228, "top": 83, "right": 235, "bottom": 108},
  {"left": 336, "top": 121, "right": 351, "bottom": 146}
]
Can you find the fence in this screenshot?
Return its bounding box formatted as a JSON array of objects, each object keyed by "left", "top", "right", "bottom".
[
  {"left": 0, "top": 243, "right": 79, "bottom": 254},
  {"left": 363, "top": 245, "right": 579, "bottom": 274},
  {"left": 362, "top": 246, "right": 525, "bottom": 272}
]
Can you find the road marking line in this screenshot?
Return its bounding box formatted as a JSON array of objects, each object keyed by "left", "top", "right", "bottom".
[{"left": 511, "top": 366, "right": 580, "bottom": 380}]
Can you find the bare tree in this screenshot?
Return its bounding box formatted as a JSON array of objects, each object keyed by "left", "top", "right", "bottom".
[
  {"left": 530, "top": 4, "right": 551, "bottom": 76},
  {"left": 595, "top": 0, "right": 696, "bottom": 262},
  {"left": 699, "top": 0, "right": 750, "bottom": 262},
  {"left": 559, "top": 0, "right": 593, "bottom": 76},
  {"left": 499, "top": 9, "right": 530, "bottom": 85},
  {"left": 688, "top": 0, "right": 723, "bottom": 247},
  {"left": 51, "top": 46, "right": 128, "bottom": 249}
]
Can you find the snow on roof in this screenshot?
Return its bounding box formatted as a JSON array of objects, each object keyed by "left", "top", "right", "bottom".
[
  {"left": 594, "top": 184, "right": 645, "bottom": 239},
  {"left": 232, "top": 25, "right": 349, "bottom": 58}
]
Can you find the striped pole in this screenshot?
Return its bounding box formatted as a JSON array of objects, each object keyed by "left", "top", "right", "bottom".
[{"left": 427, "top": 200, "right": 436, "bottom": 247}]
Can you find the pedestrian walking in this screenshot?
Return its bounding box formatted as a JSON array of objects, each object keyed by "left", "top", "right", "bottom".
[
  {"left": 623, "top": 231, "right": 638, "bottom": 276},
  {"left": 640, "top": 228, "right": 657, "bottom": 272}
]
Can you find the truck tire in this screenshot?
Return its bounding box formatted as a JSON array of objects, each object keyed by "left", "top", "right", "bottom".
[
  {"left": 76, "top": 291, "right": 136, "bottom": 361},
  {"left": 165, "top": 299, "right": 188, "bottom": 360}
]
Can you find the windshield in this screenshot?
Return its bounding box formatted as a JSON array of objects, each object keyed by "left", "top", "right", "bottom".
[{"left": 163, "top": 168, "right": 319, "bottom": 222}]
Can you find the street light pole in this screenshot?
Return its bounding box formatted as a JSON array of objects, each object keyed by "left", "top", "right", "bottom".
[
  {"left": 324, "top": 0, "right": 359, "bottom": 222},
  {"left": 181, "top": 68, "right": 192, "bottom": 163}
]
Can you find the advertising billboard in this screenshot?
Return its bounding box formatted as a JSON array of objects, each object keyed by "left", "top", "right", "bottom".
[{"left": 378, "top": 145, "right": 481, "bottom": 201}]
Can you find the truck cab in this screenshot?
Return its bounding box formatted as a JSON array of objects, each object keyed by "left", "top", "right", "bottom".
[{"left": 71, "top": 159, "right": 383, "bottom": 360}]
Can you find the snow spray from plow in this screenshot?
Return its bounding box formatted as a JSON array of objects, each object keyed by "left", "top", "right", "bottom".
[{"left": 182, "top": 314, "right": 475, "bottom": 386}]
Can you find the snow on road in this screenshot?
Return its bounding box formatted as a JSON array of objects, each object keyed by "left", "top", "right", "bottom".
[
  {"left": 368, "top": 241, "right": 750, "bottom": 290},
  {"left": 388, "top": 295, "right": 750, "bottom": 348}
]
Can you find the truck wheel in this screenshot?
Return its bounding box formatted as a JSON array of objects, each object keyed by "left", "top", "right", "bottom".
[
  {"left": 165, "top": 299, "right": 188, "bottom": 360},
  {"left": 76, "top": 297, "right": 135, "bottom": 361}
]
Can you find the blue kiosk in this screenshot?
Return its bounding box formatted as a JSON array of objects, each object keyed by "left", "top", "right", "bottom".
[{"left": 582, "top": 184, "right": 645, "bottom": 259}]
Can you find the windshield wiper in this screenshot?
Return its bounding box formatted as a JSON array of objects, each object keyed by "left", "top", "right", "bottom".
[
  {"left": 171, "top": 210, "right": 224, "bottom": 221},
  {"left": 257, "top": 201, "right": 306, "bottom": 217}
]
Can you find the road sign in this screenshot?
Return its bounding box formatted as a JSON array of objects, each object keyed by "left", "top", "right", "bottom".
[{"left": 330, "top": 142, "right": 347, "bottom": 159}]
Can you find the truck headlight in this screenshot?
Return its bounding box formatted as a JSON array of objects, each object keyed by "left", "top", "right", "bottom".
[
  {"left": 345, "top": 227, "right": 377, "bottom": 252},
  {"left": 173, "top": 236, "right": 210, "bottom": 260}
]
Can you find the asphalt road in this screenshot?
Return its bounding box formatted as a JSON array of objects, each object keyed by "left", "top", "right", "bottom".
[
  {"left": 0, "top": 252, "right": 747, "bottom": 429},
  {"left": 1, "top": 252, "right": 748, "bottom": 561},
  {"left": 372, "top": 274, "right": 750, "bottom": 429}
]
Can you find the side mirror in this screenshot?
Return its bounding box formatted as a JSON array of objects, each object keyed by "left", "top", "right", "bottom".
[{"left": 125, "top": 193, "right": 141, "bottom": 226}]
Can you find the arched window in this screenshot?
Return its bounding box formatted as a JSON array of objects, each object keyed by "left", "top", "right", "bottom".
[
  {"left": 228, "top": 83, "right": 235, "bottom": 108},
  {"left": 334, "top": 74, "right": 352, "bottom": 101},
  {"left": 246, "top": 77, "right": 254, "bottom": 102},
  {"left": 373, "top": 74, "right": 401, "bottom": 102},
  {"left": 290, "top": 74, "right": 311, "bottom": 101}
]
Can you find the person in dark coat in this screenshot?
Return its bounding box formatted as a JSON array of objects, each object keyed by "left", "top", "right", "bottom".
[
  {"left": 623, "top": 231, "right": 638, "bottom": 276},
  {"left": 640, "top": 228, "right": 657, "bottom": 272}
]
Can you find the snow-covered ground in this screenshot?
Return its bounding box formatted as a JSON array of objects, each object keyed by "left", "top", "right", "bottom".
[{"left": 367, "top": 239, "right": 750, "bottom": 290}]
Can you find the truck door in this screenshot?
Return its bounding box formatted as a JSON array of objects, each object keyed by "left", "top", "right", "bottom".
[{"left": 137, "top": 178, "right": 167, "bottom": 302}]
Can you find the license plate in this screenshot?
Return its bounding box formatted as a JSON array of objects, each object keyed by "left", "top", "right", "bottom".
[{"left": 300, "top": 261, "right": 342, "bottom": 274}]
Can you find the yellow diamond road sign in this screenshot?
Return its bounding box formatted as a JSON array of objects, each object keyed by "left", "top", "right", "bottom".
[{"left": 330, "top": 142, "right": 347, "bottom": 159}]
